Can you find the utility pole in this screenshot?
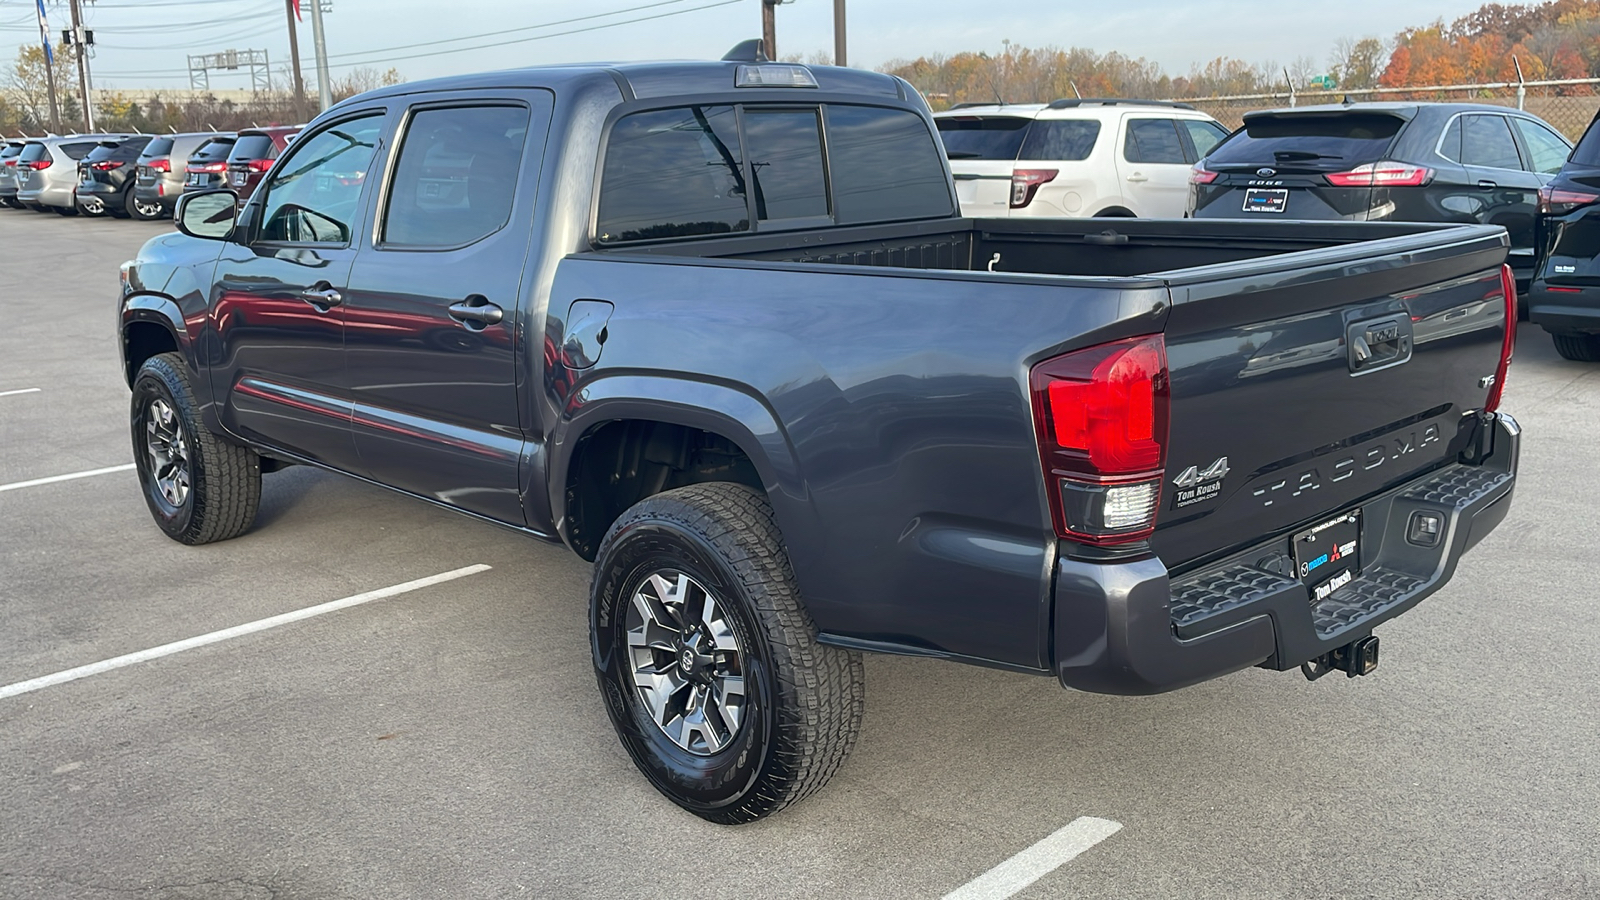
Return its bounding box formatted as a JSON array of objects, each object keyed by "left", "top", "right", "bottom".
[
  {"left": 308, "top": 0, "right": 332, "bottom": 111},
  {"left": 284, "top": 0, "right": 308, "bottom": 119},
  {"left": 34, "top": 0, "right": 62, "bottom": 133},
  {"left": 761, "top": 0, "right": 777, "bottom": 62},
  {"left": 833, "top": 0, "right": 846, "bottom": 67},
  {"left": 68, "top": 0, "right": 94, "bottom": 132}
]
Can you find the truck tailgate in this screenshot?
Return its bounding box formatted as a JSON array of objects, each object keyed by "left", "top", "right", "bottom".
[{"left": 1151, "top": 226, "right": 1511, "bottom": 571}]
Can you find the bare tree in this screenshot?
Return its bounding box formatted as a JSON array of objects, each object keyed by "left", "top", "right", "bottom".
[{"left": 1329, "top": 35, "right": 1389, "bottom": 90}]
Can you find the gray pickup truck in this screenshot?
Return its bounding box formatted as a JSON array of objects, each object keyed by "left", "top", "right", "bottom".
[{"left": 118, "top": 46, "right": 1520, "bottom": 823}]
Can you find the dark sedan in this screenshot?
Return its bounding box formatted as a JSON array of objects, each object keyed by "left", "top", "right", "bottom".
[{"left": 1190, "top": 102, "right": 1572, "bottom": 287}]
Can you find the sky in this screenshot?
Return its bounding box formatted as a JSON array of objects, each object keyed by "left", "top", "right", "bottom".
[{"left": 1, "top": 0, "right": 1498, "bottom": 93}]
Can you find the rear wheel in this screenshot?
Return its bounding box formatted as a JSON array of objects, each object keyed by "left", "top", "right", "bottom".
[
  {"left": 590, "top": 483, "right": 865, "bottom": 824},
  {"left": 131, "top": 353, "right": 262, "bottom": 544},
  {"left": 1552, "top": 333, "right": 1600, "bottom": 362},
  {"left": 130, "top": 191, "right": 164, "bottom": 220}
]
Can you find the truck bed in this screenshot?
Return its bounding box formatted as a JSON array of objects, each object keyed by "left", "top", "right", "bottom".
[{"left": 603, "top": 215, "right": 1482, "bottom": 280}]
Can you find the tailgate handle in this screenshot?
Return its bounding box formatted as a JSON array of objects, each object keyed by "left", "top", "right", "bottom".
[
  {"left": 1347, "top": 315, "right": 1413, "bottom": 374},
  {"left": 1084, "top": 229, "right": 1128, "bottom": 246}
]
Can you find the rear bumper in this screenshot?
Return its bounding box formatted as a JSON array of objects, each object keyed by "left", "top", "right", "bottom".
[
  {"left": 134, "top": 182, "right": 178, "bottom": 210},
  {"left": 18, "top": 184, "right": 74, "bottom": 208},
  {"left": 1053, "top": 412, "right": 1519, "bottom": 694},
  {"left": 1529, "top": 283, "right": 1600, "bottom": 334}
]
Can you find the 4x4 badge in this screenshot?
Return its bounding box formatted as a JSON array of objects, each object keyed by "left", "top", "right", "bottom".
[
  {"left": 1173, "top": 457, "right": 1229, "bottom": 489},
  {"left": 1171, "top": 457, "right": 1229, "bottom": 510}
]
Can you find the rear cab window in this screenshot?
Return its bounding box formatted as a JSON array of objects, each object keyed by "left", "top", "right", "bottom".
[
  {"left": 597, "top": 103, "right": 952, "bottom": 245},
  {"left": 1207, "top": 112, "right": 1404, "bottom": 170}
]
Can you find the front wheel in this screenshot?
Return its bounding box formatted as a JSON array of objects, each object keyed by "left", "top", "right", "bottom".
[
  {"left": 131, "top": 353, "right": 262, "bottom": 544},
  {"left": 590, "top": 483, "right": 865, "bottom": 824}
]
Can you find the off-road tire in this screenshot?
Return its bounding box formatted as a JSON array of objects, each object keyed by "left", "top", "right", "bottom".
[
  {"left": 1552, "top": 333, "right": 1600, "bottom": 362},
  {"left": 130, "top": 352, "right": 261, "bottom": 544},
  {"left": 590, "top": 482, "right": 865, "bottom": 824}
]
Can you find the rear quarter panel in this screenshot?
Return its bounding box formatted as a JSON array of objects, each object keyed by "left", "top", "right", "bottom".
[{"left": 545, "top": 255, "right": 1170, "bottom": 670}]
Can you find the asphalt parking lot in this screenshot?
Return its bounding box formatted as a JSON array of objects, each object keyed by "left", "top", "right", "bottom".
[{"left": 1, "top": 211, "right": 1597, "bottom": 900}]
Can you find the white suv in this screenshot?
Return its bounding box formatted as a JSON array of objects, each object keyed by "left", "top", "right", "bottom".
[{"left": 935, "top": 100, "right": 1230, "bottom": 219}]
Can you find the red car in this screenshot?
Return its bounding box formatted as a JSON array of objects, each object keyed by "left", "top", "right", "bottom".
[{"left": 224, "top": 126, "right": 301, "bottom": 201}]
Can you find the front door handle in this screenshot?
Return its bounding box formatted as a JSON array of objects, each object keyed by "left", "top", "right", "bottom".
[
  {"left": 448, "top": 296, "right": 503, "bottom": 329},
  {"left": 298, "top": 285, "right": 343, "bottom": 310}
]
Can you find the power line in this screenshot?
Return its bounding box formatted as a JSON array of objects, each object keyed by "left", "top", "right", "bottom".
[
  {"left": 322, "top": 0, "right": 745, "bottom": 70},
  {"left": 321, "top": 0, "right": 700, "bottom": 62},
  {"left": 92, "top": 0, "right": 746, "bottom": 78}
]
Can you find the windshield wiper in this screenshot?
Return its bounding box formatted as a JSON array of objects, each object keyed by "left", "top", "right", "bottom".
[{"left": 1273, "top": 150, "right": 1343, "bottom": 161}]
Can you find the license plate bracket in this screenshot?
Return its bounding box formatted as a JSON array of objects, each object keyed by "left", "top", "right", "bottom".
[
  {"left": 1292, "top": 511, "right": 1361, "bottom": 603},
  {"left": 1243, "top": 187, "right": 1288, "bottom": 213}
]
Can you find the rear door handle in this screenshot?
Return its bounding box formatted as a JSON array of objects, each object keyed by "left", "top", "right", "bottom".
[
  {"left": 297, "top": 286, "right": 343, "bottom": 310},
  {"left": 448, "top": 297, "right": 503, "bottom": 329},
  {"left": 1126, "top": 173, "right": 1149, "bottom": 183},
  {"left": 1477, "top": 180, "right": 1498, "bottom": 190}
]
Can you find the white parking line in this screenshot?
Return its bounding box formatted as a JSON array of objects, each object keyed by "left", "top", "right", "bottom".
[
  {"left": 0, "top": 388, "right": 42, "bottom": 398},
  {"left": 943, "top": 817, "right": 1123, "bottom": 900},
  {"left": 0, "top": 564, "right": 493, "bottom": 701},
  {"left": 0, "top": 463, "right": 137, "bottom": 493}
]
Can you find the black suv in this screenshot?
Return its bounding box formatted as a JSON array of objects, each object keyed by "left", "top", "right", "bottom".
[
  {"left": 1192, "top": 102, "right": 1572, "bottom": 288},
  {"left": 76, "top": 136, "right": 155, "bottom": 218},
  {"left": 1529, "top": 110, "right": 1600, "bottom": 361}
]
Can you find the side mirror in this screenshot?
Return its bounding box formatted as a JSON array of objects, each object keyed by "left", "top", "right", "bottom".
[{"left": 174, "top": 189, "right": 239, "bottom": 240}]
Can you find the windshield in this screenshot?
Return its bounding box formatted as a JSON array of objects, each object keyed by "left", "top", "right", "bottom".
[
  {"left": 19, "top": 143, "right": 46, "bottom": 162},
  {"left": 141, "top": 137, "right": 175, "bottom": 159},
  {"left": 1206, "top": 112, "right": 1404, "bottom": 169},
  {"left": 936, "top": 116, "right": 1031, "bottom": 160},
  {"left": 84, "top": 143, "right": 123, "bottom": 163}
]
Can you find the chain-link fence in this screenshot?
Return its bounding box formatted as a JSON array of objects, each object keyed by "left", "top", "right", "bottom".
[{"left": 1175, "top": 78, "right": 1600, "bottom": 141}]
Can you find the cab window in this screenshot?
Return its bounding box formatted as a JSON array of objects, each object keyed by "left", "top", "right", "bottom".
[
  {"left": 596, "top": 105, "right": 748, "bottom": 244},
  {"left": 257, "top": 114, "right": 383, "bottom": 245},
  {"left": 382, "top": 105, "right": 531, "bottom": 248}
]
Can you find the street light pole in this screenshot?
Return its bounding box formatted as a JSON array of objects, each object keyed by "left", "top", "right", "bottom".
[
  {"left": 284, "top": 0, "right": 307, "bottom": 119},
  {"left": 833, "top": 0, "right": 846, "bottom": 67},
  {"left": 68, "top": 0, "right": 94, "bottom": 132},
  {"left": 308, "top": 0, "right": 332, "bottom": 111},
  {"left": 761, "top": 0, "right": 777, "bottom": 61},
  {"left": 34, "top": 0, "right": 62, "bottom": 133}
]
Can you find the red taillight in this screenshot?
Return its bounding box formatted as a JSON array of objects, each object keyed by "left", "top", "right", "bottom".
[
  {"left": 1189, "top": 165, "right": 1219, "bottom": 185},
  {"left": 90, "top": 160, "right": 123, "bottom": 171},
  {"left": 1011, "top": 168, "right": 1058, "bottom": 208},
  {"left": 189, "top": 162, "right": 226, "bottom": 174},
  {"left": 1326, "top": 161, "right": 1433, "bottom": 187},
  {"left": 1030, "top": 335, "right": 1170, "bottom": 544},
  {"left": 246, "top": 158, "right": 273, "bottom": 173},
  {"left": 1537, "top": 185, "right": 1600, "bottom": 215},
  {"left": 1485, "top": 264, "right": 1516, "bottom": 414},
  {"left": 3, "top": 159, "right": 14, "bottom": 167},
  {"left": 148, "top": 158, "right": 171, "bottom": 173},
  {"left": 26, "top": 159, "right": 51, "bottom": 170}
]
